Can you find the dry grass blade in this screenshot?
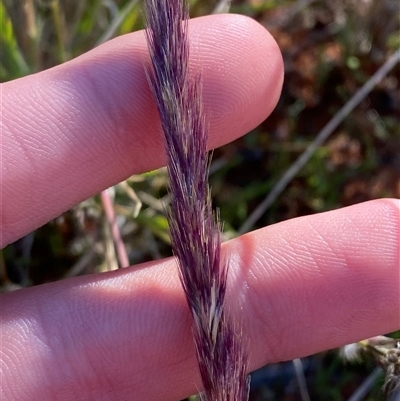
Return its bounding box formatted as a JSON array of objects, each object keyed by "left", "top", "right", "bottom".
[
  {"left": 346, "top": 368, "right": 383, "bottom": 401},
  {"left": 95, "top": 0, "right": 140, "bottom": 46},
  {"left": 100, "top": 189, "right": 129, "bottom": 268}
]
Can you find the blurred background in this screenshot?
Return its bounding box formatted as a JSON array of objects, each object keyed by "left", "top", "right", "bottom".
[{"left": 1, "top": 0, "right": 399, "bottom": 400}]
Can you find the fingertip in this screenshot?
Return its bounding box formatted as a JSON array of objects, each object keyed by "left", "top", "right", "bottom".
[
  {"left": 188, "top": 14, "right": 284, "bottom": 145},
  {"left": 1, "top": 14, "right": 283, "bottom": 246},
  {"left": 232, "top": 199, "right": 400, "bottom": 367}
]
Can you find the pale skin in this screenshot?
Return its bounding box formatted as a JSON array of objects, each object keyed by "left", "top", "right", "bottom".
[{"left": 0, "top": 14, "right": 399, "bottom": 401}]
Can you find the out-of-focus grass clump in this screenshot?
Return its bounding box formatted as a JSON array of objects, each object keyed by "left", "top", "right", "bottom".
[{"left": 1, "top": 0, "right": 399, "bottom": 400}]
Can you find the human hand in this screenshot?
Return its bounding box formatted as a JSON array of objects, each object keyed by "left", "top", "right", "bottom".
[{"left": 1, "top": 14, "right": 399, "bottom": 401}]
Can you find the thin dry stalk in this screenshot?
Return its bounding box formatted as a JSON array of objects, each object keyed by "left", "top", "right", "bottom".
[
  {"left": 100, "top": 189, "right": 129, "bottom": 268},
  {"left": 238, "top": 47, "right": 400, "bottom": 234}
]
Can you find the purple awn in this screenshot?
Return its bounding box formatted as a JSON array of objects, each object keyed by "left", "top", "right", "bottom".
[{"left": 143, "top": 0, "right": 250, "bottom": 400}]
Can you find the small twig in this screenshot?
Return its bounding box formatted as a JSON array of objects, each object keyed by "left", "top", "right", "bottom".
[
  {"left": 279, "top": 0, "right": 318, "bottom": 27},
  {"left": 95, "top": 0, "right": 139, "bottom": 46},
  {"left": 238, "top": 47, "right": 400, "bottom": 235},
  {"left": 137, "top": 190, "right": 168, "bottom": 213},
  {"left": 212, "top": 0, "right": 231, "bottom": 14},
  {"left": 49, "top": 0, "right": 68, "bottom": 63},
  {"left": 118, "top": 181, "right": 142, "bottom": 218},
  {"left": 100, "top": 189, "right": 129, "bottom": 268},
  {"left": 346, "top": 367, "right": 383, "bottom": 401},
  {"left": 102, "top": 223, "right": 119, "bottom": 271},
  {"left": 293, "top": 358, "right": 311, "bottom": 401},
  {"left": 64, "top": 248, "right": 97, "bottom": 278}
]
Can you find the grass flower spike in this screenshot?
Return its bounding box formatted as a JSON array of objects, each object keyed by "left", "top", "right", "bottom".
[{"left": 144, "top": 0, "right": 250, "bottom": 399}]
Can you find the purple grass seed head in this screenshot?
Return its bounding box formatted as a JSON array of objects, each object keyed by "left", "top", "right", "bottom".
[{"left": 144, "top": 1, "right": 250, "bottom": 399}]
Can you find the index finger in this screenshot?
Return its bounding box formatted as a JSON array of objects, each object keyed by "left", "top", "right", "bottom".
[{"left": 1, "top": 14, "right": 283, "bottom": 247}]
